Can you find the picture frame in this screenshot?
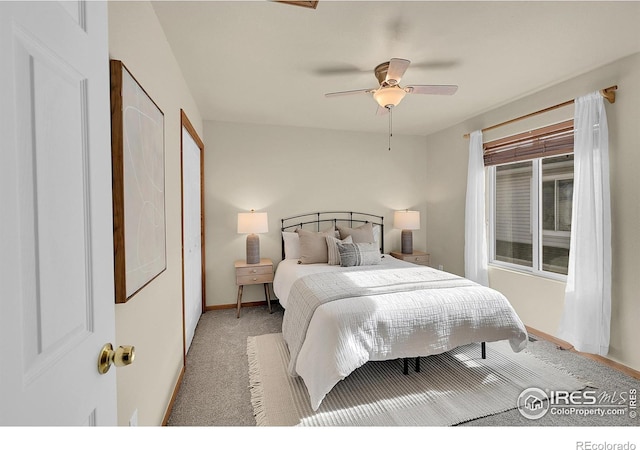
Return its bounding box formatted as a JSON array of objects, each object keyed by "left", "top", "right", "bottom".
[
  {"left": 276, "top": 1, "right": 318, "bottom": 9},
  {"left": 110, "top": 59, "right": 166, "bottom": 304}
]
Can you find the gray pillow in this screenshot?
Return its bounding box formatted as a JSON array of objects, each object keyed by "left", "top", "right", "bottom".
[
  {"left": 337, "top": 222, "right": 375, "bottom": 243},
  {"left": 296, "top": 227, "right": 335, "bottom": 264},
  {"left": 326, "top": 235, "right": 353, "bottom": 265},
  {"left": 337, "top": 242, "right": 381, "bottom": 267}
]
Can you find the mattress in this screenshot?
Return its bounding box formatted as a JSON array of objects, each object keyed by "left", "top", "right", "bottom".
[
  {"left": 275, "top": 256, "right": 528, "bottom": 410},
  {"left": 273, "top": 254, "right": 410, "bottom": 309}
]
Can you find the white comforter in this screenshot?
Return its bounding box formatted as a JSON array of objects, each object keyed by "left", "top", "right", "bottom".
[{"left": 275, "top": 256, "right": 528, "bottom": 411}]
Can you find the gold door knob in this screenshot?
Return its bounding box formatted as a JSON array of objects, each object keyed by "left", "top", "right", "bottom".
[{"left": 98, "top": 343, "right": 135, "bottom": 374}]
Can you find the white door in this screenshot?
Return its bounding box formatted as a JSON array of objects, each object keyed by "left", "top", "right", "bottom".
[
  {"left": 182, "top": 126, "right": 203, "bottom": 353},
  {"left": 0, "top": 1, "right": 117, "bottom": 425}
]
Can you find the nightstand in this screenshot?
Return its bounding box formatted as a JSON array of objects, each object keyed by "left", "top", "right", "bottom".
[
  {"left": 390, "top": 251, "right": 430, "bottom": 266},
  {"left": 234, "top": 258, "right": 273, "bottom": 318}
]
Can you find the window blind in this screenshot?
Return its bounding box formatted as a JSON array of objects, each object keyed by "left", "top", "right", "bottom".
[{"left": 483, "top": 120, "right": 574, "bottom": 166}]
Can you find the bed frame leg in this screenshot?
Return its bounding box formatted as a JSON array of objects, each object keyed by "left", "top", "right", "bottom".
[
  {"left": 403, "top": 358, "right": 409, "bottom": 375},
  {"left": 481, "top": 342, "right": 486, "bottom": 359},
  {"left": 415, "top": 357, "right": 420, "bottom": 372}
]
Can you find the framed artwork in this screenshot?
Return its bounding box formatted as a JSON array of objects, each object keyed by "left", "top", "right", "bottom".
[
  {"left": 276, "top": 1, "right": 318, "bottom": 8},
  {"left": 110, "top": 59, "right": 166, "bottom": 303}
]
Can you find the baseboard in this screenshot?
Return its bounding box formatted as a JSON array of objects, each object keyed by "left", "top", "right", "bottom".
[
  {"left": 162, "top": 365, "right": 185, "bottom": 426},
  {"left": 525, "top": 326, "right": 574, "bottom": 350},
  {"left": 526, "top": 325, "right": 640, "bottom": 380}
]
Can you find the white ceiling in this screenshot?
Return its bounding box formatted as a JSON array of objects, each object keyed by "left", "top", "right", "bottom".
[{"left": 152, "top": 1, "right": 640, "bottom": 136}]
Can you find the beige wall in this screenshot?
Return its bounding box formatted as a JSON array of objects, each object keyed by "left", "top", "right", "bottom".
[
  {"left": 105, "top": 0, "right": 639, "bottom": 424},
  {"left": 425, "top": 52, "right": 640, "bottom": 371},
  {"left": 108, "top": 1, "right": 203, "bottom": 425},
  {"left": 203, "top": 121, "right": 428, "bottom": 307}
]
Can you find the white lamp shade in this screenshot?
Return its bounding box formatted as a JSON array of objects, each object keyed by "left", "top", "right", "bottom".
[
  {"left": 394, "top": 210, "right": 420, "bottom": 230},
  {"left": 237, "top": 211, "right": 268, "bottom": 234}
]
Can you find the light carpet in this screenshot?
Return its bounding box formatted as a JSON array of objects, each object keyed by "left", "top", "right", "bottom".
[{"left": 247, "top": 333, "right": 590, "bottom": 426}]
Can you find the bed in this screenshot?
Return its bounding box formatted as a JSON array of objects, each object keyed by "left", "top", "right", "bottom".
[{"left": 274, "top": 211, "right": 528, "bottom": 411}]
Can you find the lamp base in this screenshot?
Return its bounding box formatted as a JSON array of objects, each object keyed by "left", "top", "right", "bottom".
[
  {"left": 401, "top": 229, "right": 413, "bottom": 254},
  {"left": 246, "top": 234, "right": 260, "bottom": 264}
]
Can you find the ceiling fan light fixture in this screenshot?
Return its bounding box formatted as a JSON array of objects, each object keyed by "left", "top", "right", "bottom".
[{"left": 373, "top": 86, "right": 406, "bottom": 108}]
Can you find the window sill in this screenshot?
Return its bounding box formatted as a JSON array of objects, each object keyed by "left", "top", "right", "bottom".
[{"left": 489, "top": 261, "right": 568, "bottom": 283}]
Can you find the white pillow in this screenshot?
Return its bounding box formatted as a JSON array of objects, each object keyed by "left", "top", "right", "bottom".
[
  {"left": 372, "top": 224, "right": 381, "bottom": 250},
  {"left": 282, "top": 231, "right": 300, "bottom": 259},
  {"left": 326, "top": 235, "right": 353, "bottom": 265}
]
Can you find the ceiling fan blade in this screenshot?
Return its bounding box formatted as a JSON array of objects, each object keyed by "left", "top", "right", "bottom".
[
  {"left": 325, "top": 89, "right": 373, "bottom": 98},
  {"left": 313, "top": 64, "right": 366, "bottom": 76},
  {"left": 405, "top": 85, "right": 458, "bottom": 95},
  {"left": 409, "top": 60, "right": 460, "bottom": 71},
  {"left": 385, "top": 58, "right": 410, "bottom": 85}
]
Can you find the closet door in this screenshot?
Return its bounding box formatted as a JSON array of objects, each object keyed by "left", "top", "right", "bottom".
[{"left": 181, "top": 114, "right": 204, "bottom": 355}]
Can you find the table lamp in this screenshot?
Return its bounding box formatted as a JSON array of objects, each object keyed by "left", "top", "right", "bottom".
[
  {"left": 394, "top": 210, "right": 420, "bottom": 254},
  {"left": 237, "top": 210, "right": 268, "bottom": 264}
]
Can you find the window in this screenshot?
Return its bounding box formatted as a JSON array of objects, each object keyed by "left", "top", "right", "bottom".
[
  {"left": 541, "top": 155, "right": 573, "bottom": 275},
  {"left": 486, "top": 121, "right": 574, "bottom": 278},
  {"left": 494, "top": 161, "right": 533, "bottom": 268}
]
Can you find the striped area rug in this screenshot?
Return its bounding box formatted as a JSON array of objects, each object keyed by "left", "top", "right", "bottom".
[{"left": 247, "top": 333, "right": 588, "bottom": 426}]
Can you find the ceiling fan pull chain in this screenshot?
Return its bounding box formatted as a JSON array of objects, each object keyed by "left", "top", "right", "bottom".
[{"left": 388, "top": 106, "right": 392, "bottom": 151}]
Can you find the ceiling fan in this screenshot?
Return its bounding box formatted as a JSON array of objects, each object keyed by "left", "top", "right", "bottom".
[
  {"left": 324, "top": 58, "right": 458, "bottom": 150},
  {"left": 324, "top": 58, "right": 458, "bottom": 115}
]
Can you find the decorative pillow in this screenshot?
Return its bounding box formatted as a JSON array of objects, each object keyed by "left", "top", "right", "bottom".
[
  {"left": 372, "top": 224, "right": 382, "bottom": 250},
  {"left": 326, "top": 235, "right": 353, "bottom": 265},
  {"left": 337, "top": 222, "right": 375, "bottom": 243},
  {"left": 337, "top": 242, "right": 381, "bottom": 267},
  {"left": 282, "top": 231, "right": 300, "bottom": 260},
  {"left": 296, "top": 227, "right": 336, "bottom": 264}
]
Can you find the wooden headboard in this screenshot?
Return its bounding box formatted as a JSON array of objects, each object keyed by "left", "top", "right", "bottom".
[{"left": 280, "top": 211, "right": 384, "bottom": 259}]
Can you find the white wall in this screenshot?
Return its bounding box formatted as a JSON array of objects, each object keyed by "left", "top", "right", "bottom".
[
  {"left": 204, "top": 121, "right": 428, "bottom": 307},
  {"left": 108, "top": 1, "right": 203, "bottom": 425},
  {"left": 425, "top": 52, "right": 640, "bottom": 371}
]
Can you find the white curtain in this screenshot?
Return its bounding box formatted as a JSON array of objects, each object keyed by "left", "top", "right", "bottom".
[
  {"left": 464, "top": 130, "right": 489, "bottom": 286},
  {"left": 558, "top": 91, "right": 611, "bottom": 356}
]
